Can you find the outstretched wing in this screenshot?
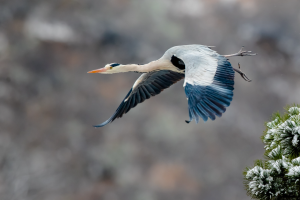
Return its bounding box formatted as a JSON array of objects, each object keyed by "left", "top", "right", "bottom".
[
  {"left": 95, "top": 70, "right": 184, "bottom": 127},
  {"left": 175, "top": 46, "right": 235, "bottom": 123}
]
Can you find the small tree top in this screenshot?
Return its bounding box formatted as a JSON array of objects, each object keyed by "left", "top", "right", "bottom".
[{"left": 244, "top": 105, "right": 300, "bottom": 200}]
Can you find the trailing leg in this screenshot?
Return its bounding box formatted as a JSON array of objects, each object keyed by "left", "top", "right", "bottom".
[
  {"left": 224, "top": 46, "right": 257, "bottom": 58},
  {"left": 233, "top": 63, "right": 252, "bottom": 82}
]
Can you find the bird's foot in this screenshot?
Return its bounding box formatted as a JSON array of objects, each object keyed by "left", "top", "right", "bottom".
[
  {"left": 224, "top": 46, "right": 257, "bottom": 57},
  {"left": 233, "top": 63, "right": 252, "bottom": 82}
]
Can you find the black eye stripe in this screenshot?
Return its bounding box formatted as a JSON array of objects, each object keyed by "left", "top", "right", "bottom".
[{"left": 110, "top": 63, "right": 120, "bottom": 67}]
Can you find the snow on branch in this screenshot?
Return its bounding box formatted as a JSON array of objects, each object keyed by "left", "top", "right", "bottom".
[{"left": 244, "top": 105, "right": 300, "bottom": 200}]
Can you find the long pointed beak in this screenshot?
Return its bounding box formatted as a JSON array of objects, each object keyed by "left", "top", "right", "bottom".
[{"left": 87, "top": 68, "right": 107, "bottom": 73}]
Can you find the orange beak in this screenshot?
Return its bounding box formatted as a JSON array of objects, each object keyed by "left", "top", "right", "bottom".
[{"left": 87, "top": 68, "right": 107, "bottom": 73}]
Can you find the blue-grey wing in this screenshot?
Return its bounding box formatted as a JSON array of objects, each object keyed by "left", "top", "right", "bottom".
[
  {"left": 175, "top": 46, "right": 235, "bottom": 123},
  {"left": 94, "top": 70, "right": 184, "bottom": 127}
]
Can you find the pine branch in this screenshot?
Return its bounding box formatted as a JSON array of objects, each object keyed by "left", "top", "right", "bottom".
[{"left": 244, "top": 105, "right": 300, "bottom": 200}]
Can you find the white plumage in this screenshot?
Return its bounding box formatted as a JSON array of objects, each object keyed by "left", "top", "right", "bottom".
[
  {"left": 88, "top": 45, "right": 255, "bottom": 127},
  {"left": 163, "top": 45, "right": 219, "bottom": 86}
]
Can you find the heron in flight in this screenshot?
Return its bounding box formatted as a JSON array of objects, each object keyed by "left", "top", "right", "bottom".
[{"left": 88, "top": 45, "right": 255, "bottom": 127}]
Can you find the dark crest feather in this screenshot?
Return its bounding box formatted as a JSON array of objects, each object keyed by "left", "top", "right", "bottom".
[{"left": 110, "top": 63, "right": 120, "bottom": 67}]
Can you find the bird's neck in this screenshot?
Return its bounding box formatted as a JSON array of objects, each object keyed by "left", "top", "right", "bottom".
[
  {"left": 121, "top": 59, "right": 173, "bottom": 73},
  {"left": 119, "top": 64, "right": 140, "bottom": 72}
]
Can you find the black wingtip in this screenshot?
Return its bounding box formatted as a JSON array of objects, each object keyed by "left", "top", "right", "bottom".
[
  {"left": 93, "top": 120, "right": 111, "bottom": 128},
  {"left": 185, "top": 120, "right": 191, "bottom": 124},
  {"left": 93, "top": 124, "right": 105, "bottom": 128}
]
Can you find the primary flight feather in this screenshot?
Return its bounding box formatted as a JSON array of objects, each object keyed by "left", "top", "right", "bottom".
[{"left": 88, "top": 45, "right": 255, "bottom": 127}]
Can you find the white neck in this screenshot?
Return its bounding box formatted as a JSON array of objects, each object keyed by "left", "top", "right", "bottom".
[
  {"left": 118, "top": 64, "right": 140, "bottom": 72},
  {"left": 120, "top": 59, "right": 174, "bottom": 73}
]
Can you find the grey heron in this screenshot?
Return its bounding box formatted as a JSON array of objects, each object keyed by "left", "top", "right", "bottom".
[{"left": 88, "top": 45, "right": 255, "bottom": 127}]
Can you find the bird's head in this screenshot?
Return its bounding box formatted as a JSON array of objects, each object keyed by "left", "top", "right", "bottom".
[{"left": 87, "top": 63, "right": 125, "bottom": 74}]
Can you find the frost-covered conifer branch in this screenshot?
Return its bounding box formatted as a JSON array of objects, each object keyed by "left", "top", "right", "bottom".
[{"left": 244, "top": 105, "right": 300, "bottom": 200}]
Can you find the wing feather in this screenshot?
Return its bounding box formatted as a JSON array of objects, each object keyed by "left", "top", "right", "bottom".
[
  {"left": 174, "top": 46, "right": 235, "bottom": 123},
  {"left": 94, "top": 70, "right": 184, "bottom": 127}
]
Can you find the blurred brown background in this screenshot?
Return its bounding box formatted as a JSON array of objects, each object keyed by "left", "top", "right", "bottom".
[{"left": 0, "top": 0, "right": 300, "bottom": 200}]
